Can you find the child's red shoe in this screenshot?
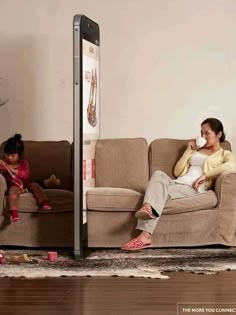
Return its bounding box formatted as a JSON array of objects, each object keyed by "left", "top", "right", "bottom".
[
  {"left": 11, "top": 209, "right": 19, "bottom": 222},
  {"left": 40, "top": 200, "right": 52, "bottom": 210}
]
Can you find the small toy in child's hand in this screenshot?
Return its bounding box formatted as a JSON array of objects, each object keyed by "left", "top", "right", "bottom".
[
  {"left": 0, "top": 160, "right": 6, "bottom": 169},
  {"left": 0, "top": 160, "right": 24, "bottom": 189}
]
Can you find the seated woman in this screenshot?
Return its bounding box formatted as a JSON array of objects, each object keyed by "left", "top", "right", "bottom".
[{"left": 122, "top": 118, "right": 236, "bottom": 250}]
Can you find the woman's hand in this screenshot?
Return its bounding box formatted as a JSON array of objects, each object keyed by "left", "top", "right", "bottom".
[
  {"left": 187, "top": 139, "right": 197, "bottom": 150},
  {"left": 192, "top": 174, "right": 207, "bottom": 191}
]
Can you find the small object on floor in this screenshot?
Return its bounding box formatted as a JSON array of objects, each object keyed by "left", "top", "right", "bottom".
[
  {"left": 0, "top": 257, "right": 6, "bottom": 264},
  {"left": 10, "top": 209, "right": 19, "bottom": 222},
  {"left": 0, "top": 252, "right": 6, "bottom": 264},
  {"left": 8, "top": 253, "right": 32, "bottom": 263},
  {"left": 40, "top": 200, "right": 52, "bottom": 210},
  {"left": 48, "top": 251, "right": 58, "bottom": 261},
  {"left": 121, "top": 238, "right": 152, "bottom": 251}
]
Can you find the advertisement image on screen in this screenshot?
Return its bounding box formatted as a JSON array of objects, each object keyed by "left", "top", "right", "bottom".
[{"left": 83, "top": 39, "right": 99, "bottom": 140}]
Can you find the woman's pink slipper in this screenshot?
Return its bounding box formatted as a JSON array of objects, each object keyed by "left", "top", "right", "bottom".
[
  {"left": 121, "top": 238, "right": 152, "bottom": 251},
  {"left": 135, "top": 204, "right": 155, "bottom": 220}
]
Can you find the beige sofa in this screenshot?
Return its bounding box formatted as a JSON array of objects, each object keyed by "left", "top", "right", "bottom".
[
  {"left": 0, "top": 141, "right": 74, "bottom": 247},
  {"left": 87, "top": 138, "right": 236, "bottom": 248},
  {"left": 1, "top": 137, "right": 235, "bottom": 249}
]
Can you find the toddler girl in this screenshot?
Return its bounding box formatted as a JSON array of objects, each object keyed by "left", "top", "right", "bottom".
[{"left": 0, "top": 134, "right": 52, "bottom": 222}]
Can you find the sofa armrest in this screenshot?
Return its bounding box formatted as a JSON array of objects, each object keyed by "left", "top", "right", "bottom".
[
  {"left": 214, "top": 171, "right": 236, "bottom": 209},
  {"left": 0, "top": 174, "right": 7, "bottom": 215}
]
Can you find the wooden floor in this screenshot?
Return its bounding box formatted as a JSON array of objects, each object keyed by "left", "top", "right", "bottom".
[{"left": 0, "top": 271, "right": 235, "bottom": 315}]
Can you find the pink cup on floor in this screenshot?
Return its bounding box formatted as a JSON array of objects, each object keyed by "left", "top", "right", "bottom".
[
  {"left": 47, "top": 251, "right": 58, "bottom": 262},
  {"left": 0, "top": 256, "right": 6, "bottom": 264}
]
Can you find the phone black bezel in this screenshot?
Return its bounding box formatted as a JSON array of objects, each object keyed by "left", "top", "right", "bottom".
[{"left": 73, "top": 15, "right": 100, "bottom": 259}]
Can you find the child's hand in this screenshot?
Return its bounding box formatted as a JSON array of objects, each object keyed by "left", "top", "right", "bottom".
[
  {"left": 0, "top": 160, "right": 7, "bottom": 170},
  {"left": 8, "top": 165, "right": 18, "bottom": 174},
  {"left": 0, "top": 160, "right": 6, "bottom": 166}
]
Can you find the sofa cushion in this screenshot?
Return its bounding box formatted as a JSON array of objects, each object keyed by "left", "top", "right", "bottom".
[
  {"left": 4, "top": 189, "right": 73, "bottom": 213},
  {"left": 87, "top": 187, "right": 144, "bottom": 211},
  {"left": 44, "top": 189, "right": 73, "bottom": 212},
  {"left": 0, "top": 141, "right": 72, "bottom": 190},
  {"left": 95, "top": 138, "right": 149, "bottom": 194},
  {"left": 163, "top": 190, "right": 218, "bottom": 215},
  {"left": 87, "top": 188, "right": 218, "bottom": 215},
  {"left": 149, "top": 139, "right": 232, "bottom": 178}
]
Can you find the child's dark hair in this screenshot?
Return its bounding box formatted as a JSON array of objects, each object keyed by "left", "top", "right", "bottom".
[
  {"left": 4, "top": 134, "right": 24, "bottom": 156},
  {"left": 201, "top": 118, "right": 226, "bottom": 142}
]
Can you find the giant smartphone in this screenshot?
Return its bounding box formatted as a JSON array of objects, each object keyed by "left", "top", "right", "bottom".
[{"left": 73, "top": 15, "right": 100, "bottom": 258}]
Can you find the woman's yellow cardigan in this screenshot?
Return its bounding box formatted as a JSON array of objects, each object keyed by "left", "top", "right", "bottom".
[{"left": 174, "top": 147, "right": 236, "bottom": 190}]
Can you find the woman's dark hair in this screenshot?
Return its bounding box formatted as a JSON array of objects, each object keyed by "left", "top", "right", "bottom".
[
  {"left": 4, "top": 134, "right": 24, "bottom": 156},
  {"left": 201, "top": 118, "right": 225, "bottom": 142}
]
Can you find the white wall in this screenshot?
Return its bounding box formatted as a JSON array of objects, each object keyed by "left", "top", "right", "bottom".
[{"left": 0, "top": 0, "right": 236, "bottom": 150}]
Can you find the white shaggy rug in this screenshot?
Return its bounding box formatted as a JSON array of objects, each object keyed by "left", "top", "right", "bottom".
[{"left": 0, "top": 247, "right": 236, "bottom": 279}]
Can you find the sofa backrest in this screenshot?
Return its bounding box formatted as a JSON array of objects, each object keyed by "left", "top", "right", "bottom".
[
  {"left": 149, "top": 138, "right": 232, "bottom": 178},
  {"left": 95, "top": 138, "right": 149, "bottom": 194},
  {"left": 0, "top": 140, "right": 72, "bottom": 190}
]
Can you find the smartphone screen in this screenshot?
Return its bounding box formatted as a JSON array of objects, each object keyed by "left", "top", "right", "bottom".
[
  {"left": 82, "top": 38, "right": 99, "bottom": 139},
  {"left": 73, "top": 15, "right": 100, "bottom": 258},
  {"left": 82, "top": 37, "right": 99, "bottom": 237}
]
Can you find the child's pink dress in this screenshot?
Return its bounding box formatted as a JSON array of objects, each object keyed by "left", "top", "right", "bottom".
[{"left": 0, "top": 160, "right": 30, "bottom": 189}]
